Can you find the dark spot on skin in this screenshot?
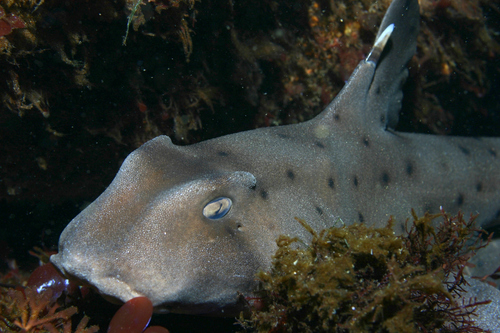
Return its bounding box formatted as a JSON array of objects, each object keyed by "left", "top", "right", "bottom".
[
  {"left": 362, "top": 137, "right": 369, "bottom": 147},
  {"left": 380, "top": 115, "right": 385, "bottom": 124},
  {"left": 489, "top": 148, "right": 497, "bottom": 158},
  {"left": 376, "top": 87, "right": 381, "bottom": 95},
  {"left": 476, "top": 182, "right": 483, "bottom": 192},
  {"left": 457, "top": 193, "right": 464, "bottom": 207},
  {"left": 314, "top": 141, "right": 325, "bottom": 149},
  {"left": 353, "top": 176, "right": 358, "bottom": 187},
  {"left": 217, "top": 151, "right": 229, "bottom": 157},
  {"left": 381, "top": 172, "right": 389, "bottom": 186},
  {"left": 358, "top": 212, "right": 364, "bottom": 223},
  {"left": 316, "top": 207, "right": 323, "bottom": 215},
  {"left": 287, "top": 170, "right": 295, "bottom": 180},
  {"left": 458, "top": 145, "right": 470, "bottom": 156},
  {"left": 334, "top": 114, "right": 340, "bottom": 121},
  {"left": 277, "top": 133, "right": 289, "bottom": 139},
  {"left": 260, "top": 190, "right": 268, "bottom": 200},
  {"left": 328, "top": 178, "right": 335, "bottom": 189},
  {"left": 406, "top": 161, "right": 414, "bottom": 176}
]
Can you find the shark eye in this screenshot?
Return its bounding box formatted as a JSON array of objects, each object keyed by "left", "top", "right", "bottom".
[{"left": 203, "top": 197, "right": 232, "bottom": 219}]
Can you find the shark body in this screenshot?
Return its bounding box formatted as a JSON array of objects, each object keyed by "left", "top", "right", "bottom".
[{"left": 51, "top": 0, "right": 500, "bottom": 319}]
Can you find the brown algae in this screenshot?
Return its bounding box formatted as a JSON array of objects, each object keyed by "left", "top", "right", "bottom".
[{"left": 244, "top": 210, "right": 493, "bottom": 332}]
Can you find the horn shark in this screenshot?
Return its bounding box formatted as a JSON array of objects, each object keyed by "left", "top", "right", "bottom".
[{"left": 51, "top": 0, "right": 500, "bottom": 318}]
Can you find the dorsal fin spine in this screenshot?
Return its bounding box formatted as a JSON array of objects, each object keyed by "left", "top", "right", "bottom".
[{"left": 366, "top": 24, "right": 395, "bottom": 65}]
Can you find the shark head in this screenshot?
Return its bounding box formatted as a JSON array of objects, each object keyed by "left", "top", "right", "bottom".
[{"left": 51, "top": 136, "right": 273, "bottom": 315}]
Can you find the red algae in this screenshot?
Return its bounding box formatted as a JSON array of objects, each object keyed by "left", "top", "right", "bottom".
[{"left": 107, "top": 296, "right": 153, "bottom": 333}]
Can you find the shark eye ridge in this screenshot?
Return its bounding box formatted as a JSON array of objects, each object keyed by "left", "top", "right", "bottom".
[{"left": 203, "top": 197, "right": 232, "bottom": 219}]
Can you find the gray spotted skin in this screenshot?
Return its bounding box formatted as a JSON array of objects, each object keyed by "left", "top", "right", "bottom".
[
  {"left": 51, "top": 0, "right": 500, "bottom": 318},
  {"left": 459, "top": 278, "right": 500, "bottom": 332}
]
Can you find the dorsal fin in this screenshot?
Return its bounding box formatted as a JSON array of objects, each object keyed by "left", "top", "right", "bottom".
[
  {"left": 312, "top": 0, "right": 419, "bottom": 138},
  {"left": 370, "top": 0, "right": 420, "bottom": 128}
]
